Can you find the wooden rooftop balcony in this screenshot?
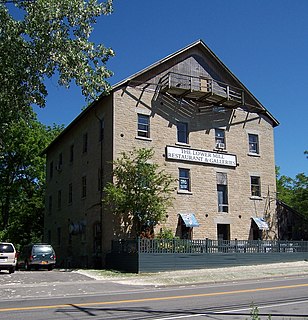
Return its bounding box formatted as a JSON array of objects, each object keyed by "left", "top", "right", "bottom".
[{"left": 160, "top": 72, "right": 244, "bottom": 107}]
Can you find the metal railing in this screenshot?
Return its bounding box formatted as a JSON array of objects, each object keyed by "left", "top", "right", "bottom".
[
  {"left": 111, "top": 238, "right": 308, "bottom": 254},
  {"left": 160, "top": 72, "right": 244, "bottom": 104}
]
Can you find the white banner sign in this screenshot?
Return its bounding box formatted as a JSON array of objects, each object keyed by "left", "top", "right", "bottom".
[{"left": 166, "top": 146, "right": 237, "bottom": 167}]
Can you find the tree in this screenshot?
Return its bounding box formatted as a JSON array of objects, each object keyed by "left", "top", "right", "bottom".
[
  {"left": 0, "top": 111, "right": 63, "bottom": 247},
  {"left": 103, "top": 148, "right": 176, "bottom": 238},
  {"left": 0, "top": 0, "right": 114, "bottom": 247},
  {"left": 276, "top": 165, "right": 308, "bottom": 217},
  {"left": 0, "top": 0, "right": 114, "bottom": 133}
]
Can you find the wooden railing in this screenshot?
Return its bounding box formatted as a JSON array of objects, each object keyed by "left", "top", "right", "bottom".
[
  {"left": 160, "top": 72, "right": 244, "bottom": 104},
  {"left": 111, "top": 238, "right": 308, "bottom": 254}
]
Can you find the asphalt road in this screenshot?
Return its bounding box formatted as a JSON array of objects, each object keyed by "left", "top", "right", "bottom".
[
  {"left": 0, "top": 269, "right": 134, "bottom": 299},
  {"left": 0, "top": 269, "right": 308, "bottom": 319}
]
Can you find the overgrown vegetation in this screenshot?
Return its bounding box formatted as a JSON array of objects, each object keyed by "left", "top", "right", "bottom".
[
  {"left": 248, "top": 305, "right": 272, "bottom": 320},
  {"left": 276, "top": 159, "right": 308, "bottom": 218},
  {"left": 0, "top": 112, "right": 63, "bottom": 249},
  {"left": 0, "top": 0, "right": 114, "bottom": 248}
]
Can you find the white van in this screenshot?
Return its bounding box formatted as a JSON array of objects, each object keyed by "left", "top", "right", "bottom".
[{"left": 0, "top": 242, "right": 17, "bottom": 274}]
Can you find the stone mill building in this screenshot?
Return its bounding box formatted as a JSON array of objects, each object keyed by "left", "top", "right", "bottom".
[{"left": 43, "top": 40, "right": 279, "bottom": 268}]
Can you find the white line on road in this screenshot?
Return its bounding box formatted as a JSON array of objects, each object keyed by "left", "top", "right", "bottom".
[{"left": 150, "top": 299, "right": 308, "bottom": 320}]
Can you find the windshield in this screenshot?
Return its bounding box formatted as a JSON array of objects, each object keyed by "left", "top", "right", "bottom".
[
  {"left": 0, "top": 244, "right": 14, "bottom": 253},
  {"left": 33, "top": 245, "right": 53, "bottom": 254}
]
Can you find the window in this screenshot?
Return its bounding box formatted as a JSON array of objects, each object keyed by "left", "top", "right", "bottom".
[
  {"left": 217, "top": 185, "right": 228, "bottom": 212},
  {"left": 251, "top": 176, "right": 261, "bottom": 197},
  {"left": 82, "top": 133, "right": 88, "bottom": 153},
  {"left": 57, "top": 190, "right": 62, "bottom": 210},
  {"left": 215, "top": 129, "right": 226, "bottom": 149},
  {"left": 70, "top": 144, "right": 74, "bottom": 162},
  {"left": 179, "top": 168, "right": 190, "bottom": 191},
  {"left": 249, "top": 134, "right": 259, "bottom": 154},
  {"left": 99, "top": 118, "right": 104, "bottom": 141},
  {"left": 56, "top": 153, "right": 63, "bottom": 171},
  {"left": 48, "top": 195, "right": 52, "bottom": 215},
  {"left": 68, "top": 183, "right": 72, "bottom": 204},
  {"left": 177, "top": 121, "right": 188, "bottom": 144},
  {"left": 93, "top": 222, "right": 102, "bottom": 254},
  {"left": 49, "top": 161, "right": 53, "bottom": 179},
  {"left": 217, "top": 172, "right": 228, "bottom": 212},
  {"left": 137, "top": 114, "right": 150, "bottom": 138},
  {"left": 82, "top": 176, "right": 87, "bottom": 198}
]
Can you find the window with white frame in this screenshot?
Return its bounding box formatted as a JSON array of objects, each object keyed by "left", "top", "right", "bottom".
[
  {"left": 215, "top": 129, "right": 226, "bottom": 149},
  {"left": 179, "top": 168, "right": 190, "bottom": 191},
  {"left": 177, "top": 121, "right": 188, "bottom": 144},
  {"left": 248, "top": 134, "right": 259, "bottom": 154},
  {"left": 251, "top": 176, "right": 261, "bottom": 197},
  {"left": 216, "top": 172, "right": 228, "bottom": 212},
  {"left": 137, "top": 114, "right": 150, "bottom": 138}
]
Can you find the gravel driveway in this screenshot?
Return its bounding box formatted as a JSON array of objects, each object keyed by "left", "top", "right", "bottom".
[{"left": 0, "top": 269, "right": 97, "bottom": 300}]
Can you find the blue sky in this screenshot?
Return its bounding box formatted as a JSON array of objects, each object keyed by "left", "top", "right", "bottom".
[{"left": 35, "top": 0, "right": 308, "bottom": 179}]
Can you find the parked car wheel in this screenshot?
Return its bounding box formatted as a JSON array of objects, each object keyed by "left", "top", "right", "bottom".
[{"left": 9, "top": 267, "right": 15, "bottom": 274}]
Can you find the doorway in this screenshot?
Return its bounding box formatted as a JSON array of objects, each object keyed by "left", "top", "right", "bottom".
[
  {"left": 217, "top": 224, "right": 230, "bottom": 240},
  {"left": 176, "top": 218, "right": 192, "bottom": 240}
]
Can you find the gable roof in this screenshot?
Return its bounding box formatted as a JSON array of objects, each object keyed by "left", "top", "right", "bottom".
[
  {"left": 43, "top": 39, "right": 279, "bottom": 154},
  {"left": 113, "top": 39, "right": 279, "bottom": 126}
]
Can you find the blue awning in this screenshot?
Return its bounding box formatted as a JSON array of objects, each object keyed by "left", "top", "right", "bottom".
[
  {"left": 179, "top": 213, "right": 200, "bottom": 227},
  {"left": 252, "top": 217, "right": 269, "bottom": 230}
]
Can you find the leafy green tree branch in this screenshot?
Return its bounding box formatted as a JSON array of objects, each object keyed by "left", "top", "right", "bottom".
[
  {"left": 103, "top": 148, "right": 176, "bottom": 237},
  {"left": 276, "top": 158, "right": 308, "bottom": 217},
  {"left": 0, "top": 0, "right": 114, "bottom": 133},
  {"left": 0, "top": 111, "right": 63, "bottom": 245}
]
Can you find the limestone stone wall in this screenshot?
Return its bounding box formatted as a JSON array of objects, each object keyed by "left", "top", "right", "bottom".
[
  {"left": 113, "top": 85, "right": 277, "bottom": 241},
  {"left": 44, "top": 95, "right": 114, "bottom": 267}
]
